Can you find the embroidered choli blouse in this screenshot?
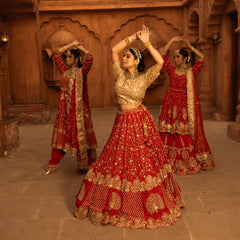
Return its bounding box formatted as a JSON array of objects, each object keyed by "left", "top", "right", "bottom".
[{"left": 112, "top": 61, "right": 160, "bottom": 106}]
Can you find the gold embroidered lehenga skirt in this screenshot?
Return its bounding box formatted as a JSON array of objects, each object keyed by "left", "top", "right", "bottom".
[{"left": 75, "top": 105, "right": 184, "bottom": 229}]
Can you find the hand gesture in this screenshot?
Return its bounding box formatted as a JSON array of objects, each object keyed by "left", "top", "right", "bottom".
[
  {"left": 137, "top": 25, "right": 149, "bottom": 44},
  {"left": 171, "top": 36, "right": 184, "bottom": 42},
  {"left": 72, "top": 40, "right": 80, "bottom": 47}
]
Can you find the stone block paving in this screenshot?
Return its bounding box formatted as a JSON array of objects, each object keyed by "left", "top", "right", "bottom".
[{"left": 0, "top": 107, "right": 240, "bottom": 240}]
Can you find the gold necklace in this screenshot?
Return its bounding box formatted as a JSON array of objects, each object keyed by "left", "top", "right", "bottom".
[
  {"left": 125, "top": 70, "right": 138, "bottom": 79},
  {"left": 176, "top": 66, "right": 185, "bottom": 72}
]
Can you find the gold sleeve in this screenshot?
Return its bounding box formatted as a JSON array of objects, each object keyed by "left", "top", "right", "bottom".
[
  {"left": 145, "top": 65, "right": 160, "bottom": 87},
  {"left": 112, "top": 61, "right": 124, "bottom": 81}
]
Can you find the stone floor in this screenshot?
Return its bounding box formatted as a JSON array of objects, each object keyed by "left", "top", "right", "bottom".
[{"left": 0, "top": 107, "right": 240, "bottom": 240}]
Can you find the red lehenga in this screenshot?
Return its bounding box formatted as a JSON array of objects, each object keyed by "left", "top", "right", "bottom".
[
  {"left": 158, "top": 55, "right": 215, "bottom": 175},
  {"left": 48, "top": 51, "right": 97, "bottom": 170},
  {"left": 75, "top": 62, "right": 185, "bottom": 229}
]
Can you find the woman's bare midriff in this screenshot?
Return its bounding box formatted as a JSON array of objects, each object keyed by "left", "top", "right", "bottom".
[{"left": 119, "top": 104, "right": 140, "bottom": 112}]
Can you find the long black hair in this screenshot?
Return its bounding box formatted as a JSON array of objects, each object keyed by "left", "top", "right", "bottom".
[
  {"left": 178, "top": 48, "right": 191, "bottom": 64},
  {"left": 128, "top": 48, "right": 145, "bottom": 72}
]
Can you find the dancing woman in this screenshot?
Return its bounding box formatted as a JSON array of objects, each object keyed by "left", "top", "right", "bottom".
[
  {"left": 75, "top": 26, "right": 184, "bottom": 229},
  {"left": 44, "top": 40, "right": 97, "bottom": 175},
  {"left": 158, "top": 36, "right": 215, "bottom": 175}
]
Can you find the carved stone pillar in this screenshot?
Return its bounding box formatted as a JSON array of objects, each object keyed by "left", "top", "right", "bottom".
[
  {"left": 0, "top": 92, "right": 2, "bottom": 120},
  {"left": 0, "top": 43, "right": 13, "bottom": 103},
  {"left": 197, "top": 40, "right": 217, "bottom": 119},
  {"left": 0, "top": 44, "right": 19, "bottom": 156},
  {"left": 228, "top": 26, "right": 240, "bottom": 142}
]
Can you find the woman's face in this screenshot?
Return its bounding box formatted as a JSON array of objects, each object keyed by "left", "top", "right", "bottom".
[
  {"left": 122, "top": 50, "right": 138, "bottom": 69},
  {"left": 65, "top": 52, "right": 75, "bottom": 67},
  {"left": 174, "top": 53, "right": 185, "bottom": 67}
]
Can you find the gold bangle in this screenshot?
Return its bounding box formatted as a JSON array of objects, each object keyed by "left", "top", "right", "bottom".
[
  {"left": 191, "top": 46, "right": 194, "bottom": 51},
  {"left": 125, "top": 37, "right": 130, "bottom": 46},
  {"left": 144, "top": 40, "right": 151, "bottom": 48}
]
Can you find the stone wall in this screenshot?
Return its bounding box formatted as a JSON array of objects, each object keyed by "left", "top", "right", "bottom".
[{"left": 0, "top": 0, "right": 240, "bottom": 121}]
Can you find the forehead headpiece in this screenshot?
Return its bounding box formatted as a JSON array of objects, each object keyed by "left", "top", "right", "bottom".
[
  {"left": 66, "top": 50, "right": 71, "bottom": 56},
  {"left": 174, "top": 49, "right": 180, "bottom": 55},
  {"left": 129, "top": 48, "right": 142, "bottom": 60}
]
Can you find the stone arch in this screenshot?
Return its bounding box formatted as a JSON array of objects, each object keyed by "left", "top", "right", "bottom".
[
  {"left": 110, "top": 14, "right": 181, "bottom": 50},
  {"left": 40, "top": 16, "right": 102, "bottom": 107},
  {"left": 40, "top": 16, "right": 100, "bottom": 45}
]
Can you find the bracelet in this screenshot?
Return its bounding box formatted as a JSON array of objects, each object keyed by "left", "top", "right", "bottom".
[
  {"left": 125, "top": 37, "right": 130, "bottom": 46},
  {"left": 191, "top": 46, "right": 194, "bottom": 51},
  {"left": 144, "top": 40, "right": 152, "bottom": 48}
]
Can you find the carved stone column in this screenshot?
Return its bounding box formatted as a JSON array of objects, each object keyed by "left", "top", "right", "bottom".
[
  {"left": 197, "top": 40, "right": 217, "bottom": 119},
  {"left": 0, "top": 44, "right": 19, "bottom": 156},
  {"left": 228, "top": 26, "right": 240, "bottom": 142},
  {"left": 0, "top": 91, "right": 2, "bottom": 120},
  {"left": 0, "top": 43, "right": 13, "bottom": 103}
]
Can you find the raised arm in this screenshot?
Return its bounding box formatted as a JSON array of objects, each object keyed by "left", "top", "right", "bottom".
[
  {"left": 111, "top": 32, "right": 138, "bottom": 63},
  {"left": 81, "top": 52, "right": 93, "bottom": 78},
  {"left": 137, "top": 25, "right": 163, "bottom": 73},
  {"left": 159, "top": 36, "right": 184, "bottom": 55},
  {"left": 57, "top": 40, "right": 80, "bottom": 54},
  {"left": 184, "top": 39, "right": 204, "bottom": 61}
]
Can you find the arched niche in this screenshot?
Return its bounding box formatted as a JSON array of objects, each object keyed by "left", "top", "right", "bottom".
[
  {"left": 41, "top": 17, "right": 102, "bottom": 107},
  {"left": 42, "top": 23, "right": 78, "bottom": 89}
]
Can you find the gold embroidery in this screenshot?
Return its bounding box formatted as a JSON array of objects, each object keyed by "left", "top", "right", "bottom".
[
  {"left": 85, "top": 164, "right": 172, "bottom": 193},
  {"left": 172, "top": 106, "right": 177, "bottom": 119},
  {"left": 114, "top": 63, "right": 159, "bottom": 106},
  {"left": 109, "top": 192, "right": 121, "bottom": 210},
  {"left": 186, "top": 68, "right": 195, "bottom": 137},
  {"left": 75, "top": 204, "right": 181, "bottom": 229},
  {"left": 143, "top": 121, "right": 148, "bottom": 138},
  {"left": 146, "top": 193, "right": 165, "bottom": 214},
  {"left": 196, "top": 152, "right": 214, "bottom": 163},
  {"left": 181, "top": 149, "right": 189, "bottom": 160},
  {"left": 78, "top": 183, "right": 86, "bottom": 201},
  {"left": 75, "top": 68, "right": 88, "bottom": 168},
  {"left": 182, "top": 107, "right": 187, "bottom": 120}
]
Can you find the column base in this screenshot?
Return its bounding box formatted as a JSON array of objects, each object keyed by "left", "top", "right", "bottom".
[
  {"left": 228, "top": 122, "right": 240, "bottom": 142},
  {"left": 2, "top": 102, "right": 50, "bottom": 124},
  {"left": 201, "top": 107, "right": 218, "bottom": 120},
  {"left": 0, "top": 116, "right": 19, "bottom": 157},
  {"left": 213, "top": 112, "right": 234, "bottom": 122}
]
